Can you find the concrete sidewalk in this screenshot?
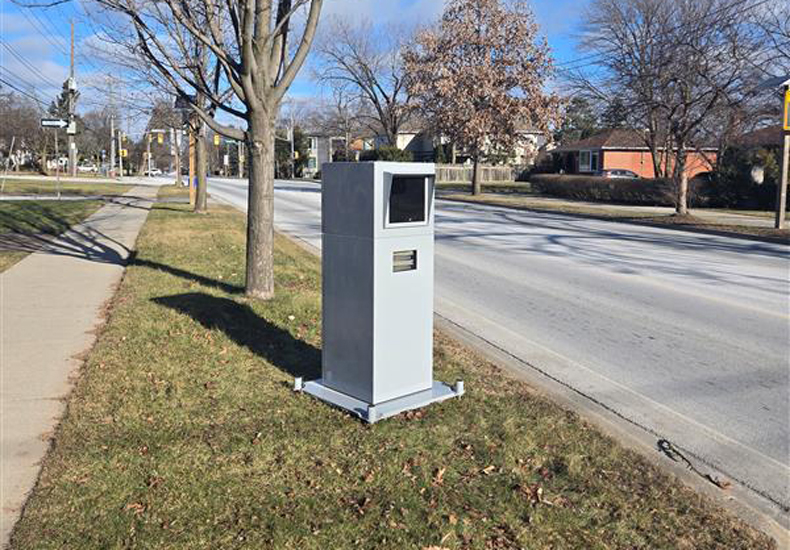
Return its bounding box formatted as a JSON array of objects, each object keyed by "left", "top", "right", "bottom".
[{"left": 0, "top": 185, "right": 158, "bottom": 546}]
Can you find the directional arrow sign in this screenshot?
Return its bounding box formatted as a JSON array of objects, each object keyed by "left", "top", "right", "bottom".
[{"left": 41, "top": 118, "right": 68, "bottom": 129}]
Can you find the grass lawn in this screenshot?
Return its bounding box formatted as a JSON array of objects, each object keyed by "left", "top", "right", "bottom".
[
  {"left": 157, "top": 184, "right": 192, "bottom": 200},
  {"left": 1, "top": 179, "right": 133, "bottom": 197},
  {"left": 437, "top": 182, "right": 531, "bottom": 194},
  {"left": 9, "top": 193, "right": 775, "bottom": 549},
  {"left": 442, "top": 192, "right": 790, "bottom": 244},
  {"left": 0, "top": 200, "right": 103, "bottom": 272}
]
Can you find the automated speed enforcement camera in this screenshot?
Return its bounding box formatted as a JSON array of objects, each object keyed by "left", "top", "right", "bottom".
[{"left": 295, "top": 162, "right": 464, "bottom": 423}]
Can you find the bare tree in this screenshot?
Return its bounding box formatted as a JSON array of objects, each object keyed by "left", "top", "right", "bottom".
[
  {"left": 572, "top": 0, "right": 768, "bottom": 214},
  {"left": 404, "top": 0, "right": 561, "bottom": 194},
  {"left": 755, "top": 3, "right": 790, "bottom": 73},
  {"left": 0, "top": 92, "right": 46, "bottom": 172},
  {"left": 305, "top": 87, "right": 365, "bottom": 160},
  {"left": 82, "top": 0, "right": 324, "bottom": 299},
  {"left": 313, "top": 18, "right": 413, "bottom": 147}
]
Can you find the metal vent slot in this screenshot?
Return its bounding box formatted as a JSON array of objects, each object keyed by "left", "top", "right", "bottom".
[{"left": 393, "top": 250, "right": 417, "bottom": 272}]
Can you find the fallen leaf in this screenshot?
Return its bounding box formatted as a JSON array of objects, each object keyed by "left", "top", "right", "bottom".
[
  {"left": 481, "top": 465, "right": 496, "bottom": 475},
  {"left": 432, "top": 467, "right": 446, "bottom": 486},
  {"left": 124, "top": 502, "right": 146, "bottom": 515}
]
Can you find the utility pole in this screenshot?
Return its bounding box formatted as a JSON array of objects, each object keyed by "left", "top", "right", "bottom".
[
  {"left": 67, "top": 20, "right": 78, "bottom": 177},
  {"left": 117, "top": 129, "right": 124, "bottom": 179},
  {"left": 109, "top": 114, "right": 115, "bottom": 177},
  {"left": 777, "top": 84, "right": 790, "bottom": 230},
  {"left": 54, "top": 129, "right": 61, "bottom": 199},
  {"left": 109, "top": 77, "right": 115, "bottom": 178}
]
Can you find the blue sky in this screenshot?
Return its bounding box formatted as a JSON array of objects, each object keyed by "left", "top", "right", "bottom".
[{"left": 0, "top": 0, "right": 587, "bottom": 132}]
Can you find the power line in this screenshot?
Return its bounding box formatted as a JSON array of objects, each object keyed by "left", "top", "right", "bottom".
[
  {"left": 0, "top": 41, "right": 61, "bottom": 88},
  {"left": 0, "top": 76, "right": 49, "bottom": 109},
  {"left": 0, "top": 64, "right": 58, "bottom": 104}
]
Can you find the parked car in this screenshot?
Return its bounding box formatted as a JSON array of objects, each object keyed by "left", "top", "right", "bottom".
[
  {"left": 77, "top": 164, "right": 98, "bottom": 173},
  {"left": 144, "top": 168, "right": 163, "bottom": 176},
  {"left": 595, "top": 169, "right": 639, "bottom": 179}
]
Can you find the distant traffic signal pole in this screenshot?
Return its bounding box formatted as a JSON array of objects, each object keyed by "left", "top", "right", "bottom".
[{"left": 778, "top": 84, "right": 790, "bottom": 230}]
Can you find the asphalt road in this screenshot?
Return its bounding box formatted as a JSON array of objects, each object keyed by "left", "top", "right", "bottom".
[{"left": 208, "top": 176, "right": 790, "bottom": 515}]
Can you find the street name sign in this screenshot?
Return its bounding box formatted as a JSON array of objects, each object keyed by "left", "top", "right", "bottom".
[{"left": 41, "top": 118, "right": 68, "bottom": 129}]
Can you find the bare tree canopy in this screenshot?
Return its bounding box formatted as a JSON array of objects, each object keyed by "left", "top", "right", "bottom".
[
  {"left": 313, "top": 18, "right": 414, "bottom": 147},
  {"left": 404, "top": 0, "right": 561, "bottom": 194},
  {"left": 75, "top": 0, "right": 325, "bottom": 299},
  {"left": 570, "top": 0, "right": 769, "bottom": 214}
]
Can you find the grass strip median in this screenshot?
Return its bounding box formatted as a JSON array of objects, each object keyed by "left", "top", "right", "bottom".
[
  {"left": 0, "top": 200, "right": 103, "bottom": 272},
  {"left": 442, "top": 192, "right": 790, "bottom": 244},
  {"left": 1, "top": 180, "right": 133, "bottom": 197},
  {"left": 9, "top": 191, "right": 775, "bottom": 549}
]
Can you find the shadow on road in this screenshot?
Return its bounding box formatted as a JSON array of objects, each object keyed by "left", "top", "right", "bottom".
[
  {"left": 152, "top": 292, "right": 321, "bottom": 380},
  {"left": 435, "top": 205, "right": 790, "bottom": 295}
]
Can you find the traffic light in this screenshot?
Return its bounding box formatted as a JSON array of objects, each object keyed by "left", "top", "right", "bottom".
[
  {"left": 157, "top": 133, "right": 163, "bottom": 144},
  {"left": 214, "top": 134, "right": 220, "bottom": 146}
]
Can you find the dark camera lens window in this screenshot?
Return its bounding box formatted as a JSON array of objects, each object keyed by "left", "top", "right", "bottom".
[{"left": 389, "top": 176, "right": 425, "bottom": 224}]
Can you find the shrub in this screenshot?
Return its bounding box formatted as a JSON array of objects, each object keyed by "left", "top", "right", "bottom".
[
  {"left": 359, "top": 146, "right": 413, "bottom": 162},
  {"left": 707, "top": 146, "right": 783, "bottom": 209},
  {"left": 530, "top": 174, "right": 675, "bottom": 206}
]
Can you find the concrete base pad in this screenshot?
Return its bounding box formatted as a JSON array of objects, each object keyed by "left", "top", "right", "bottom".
[{"left": 299, "top": 379, "right": 464, "bottom": 423}]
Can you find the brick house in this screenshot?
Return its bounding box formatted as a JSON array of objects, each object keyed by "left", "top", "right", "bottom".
[{"left": 551, "top": 129, "right": 717, "bottom": 179}]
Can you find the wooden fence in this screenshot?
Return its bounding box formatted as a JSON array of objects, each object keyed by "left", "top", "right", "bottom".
[{"left": 435, "top": 164, "right": 515, "bottom": 184}]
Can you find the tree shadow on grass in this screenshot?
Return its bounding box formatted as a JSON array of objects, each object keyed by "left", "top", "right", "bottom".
[
  {"left": 0, "top": 201, "right": 243, "bottom": 294},
  {"left": 128, "top": 251, "right": 243, "bottom": 294},
  {"left": 152, "top": 292, "right": 321, "bottom": 380}
]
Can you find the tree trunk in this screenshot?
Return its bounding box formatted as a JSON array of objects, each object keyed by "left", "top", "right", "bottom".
[
  {"left": 245, "top": 111, "right": 276, "bottom": 300},
  {"left": 675, "top": 146, "right": 688, "bottom": 215},
  {"left": 39, "top": 142, "right": 47, "bottom": 175},
  {"left": 472, "top": 153, "right": 482, "bottom": 195},
  {"left": 195, "top": 123, "right": 208, "bottom": 212}
]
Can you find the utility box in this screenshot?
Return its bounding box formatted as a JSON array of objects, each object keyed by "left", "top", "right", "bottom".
[{"left": 296, "top": 162, "right": 463, "bottom": 423}]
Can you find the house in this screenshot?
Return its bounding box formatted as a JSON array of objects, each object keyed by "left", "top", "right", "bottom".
[
  {"left": 732, "top": 125, "right": 783, "bottom": 149},
  {"left": 303, "top": 132, "right": 335, "bottom": 177},
  {"left": 373, "top": 125, "right": 435, "bottom": 161},
  {"left": 551, "top": 129, "right": 717, "bottom": 179},
  {"left": 375, "top": 125, "right": 548, "bottom": 165}
]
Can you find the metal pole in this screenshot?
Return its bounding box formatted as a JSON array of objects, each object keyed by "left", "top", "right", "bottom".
[
  {"left": 2, "top": 136, "right": 15, "bottom": 194},
  {"left": 147, "top": 133, "right": 152, "bottom": 177},
  {"left": 55, "top": 129, "right": 61, "bottom": 200},
  {"left": 777, "top": 132, "right": 789, "bottom": 230}
]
